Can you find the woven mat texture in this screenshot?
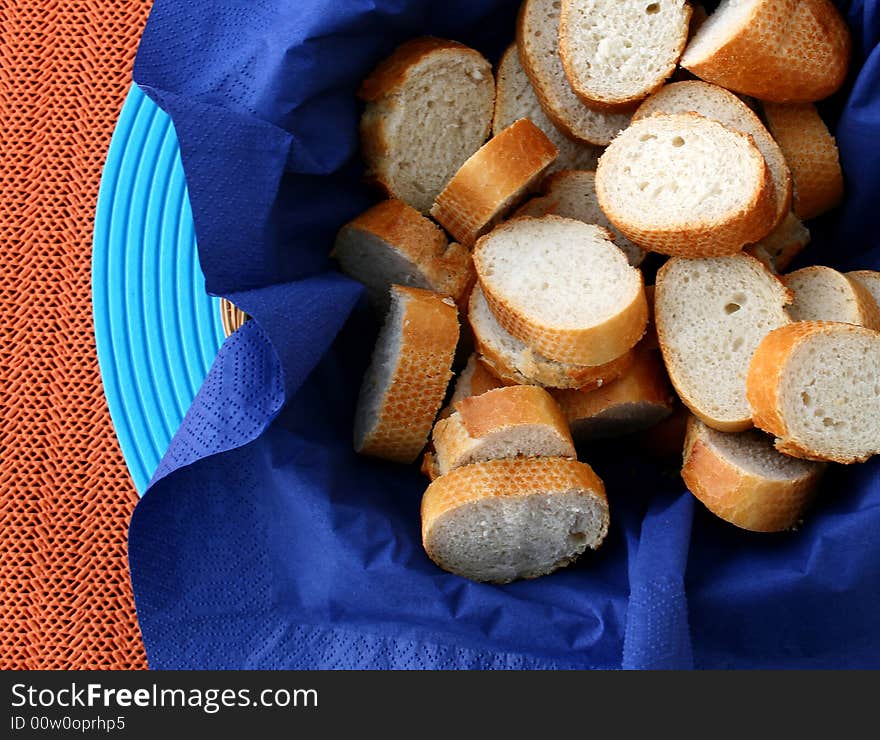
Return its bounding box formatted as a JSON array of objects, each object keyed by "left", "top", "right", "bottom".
[{"left": 0, "top": 0, "right": 152, "bottom": 669}]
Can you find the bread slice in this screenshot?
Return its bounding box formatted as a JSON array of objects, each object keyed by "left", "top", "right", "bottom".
[
  {"left": 747, "top": 321, "right": 880, "bottom": 464},
  {"left": 468, "top": 285, "right": 634, "bottom": 390},
  {"left": 655, "top": 254, "right": 792, "bottom": 431},
  {"left": 744, "top": 211, "right": 810, "bottom": 273},
  {"left": 636, "top": 401, "right": 690, "bottom": 458},
  {"left": 552, "top": 348, "right": 674, "bottom": 441},
  {"left": 437, "top": 354, "right": 504, "bottom": 422},
  {"left": 474, "top": 216, "right": 647, "bottom": 366},
  {"left": 680, "top": 0, "right": 851, "bottom": 103},
  {"left": 762, "top": 102, "right": 844, "bottom": 221},
  {"left": 634, "top": 80, "right": 792, "bottom": 230},
  {"left": 558, "top": 0, "right": 691, "bottom": 110},
  {"left": 354, "top": 285, "right": 459, "bottom": 463},
  {"left": 431, "top": 386, "right": 576, "bottom": 479},
  {"left": 848, "top": 271, "right": 880, "bottom": 311},
  {"left": 515, "top": 170, "right": 645, "bottom": 266},
  {"left": 682, "top": 416, "right": 826, "bottom": 532},
  {"left": 359, "top": 38, "right": 495, "bottom": 213},
  {"left": 431, "top": 119, "right": 558, "bottom": 246},
  {"left": 494, "top": 44, "right": 602, "bottom": 173},
  {"left": 516, "top": 0, "right": 632, "bottom": 145},
  {"left": 783, "top": 266, "right": 880, "bottom": 330},
  {"left": 421, "top": 457, "right": 609, "bottom": 583},
  {"left": 596, "top": 113, "right": 775, "bottom": 257},
  {"left": 333, "top": 199, "right": 473, "bottom": 312}
]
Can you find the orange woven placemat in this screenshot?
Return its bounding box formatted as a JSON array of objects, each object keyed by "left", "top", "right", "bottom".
[{"left": 0, "top": 0, "right": 152, "bottom": 669}]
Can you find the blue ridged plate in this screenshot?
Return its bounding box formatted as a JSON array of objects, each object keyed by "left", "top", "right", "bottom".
[{"left": 93, "top": 85, "right": 225, "bottom": 494}]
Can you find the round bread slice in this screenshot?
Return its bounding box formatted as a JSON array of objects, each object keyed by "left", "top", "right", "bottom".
[
  {"left": 747, "top": 322, "right": 880, "bottom": 464},
  {"left": 680, "top": 0, "right": 851, "bottom": 103},
  {"left": 333, "top": 199, "right": 473, "bottom": 312},
  {"left": 551, "top": 348, "right": 674, "bottom": 441},
  {"left": 655, "top": 254, "right": 792, "bottom": 432},
  {"left": 596, "top": 113, "right": 775, "bottom": 257},
  {"left": 494, "top": 44, "right": 602, "bottom": 173},
  {"left": 473, "top": 216, "right": 647, "bottom": 366},
  {"left": 634, "top": 80, "right": 792, "bottom": 230},
  {"left": 784, "top": 266, "right": 880, "bottom": 330},
  {"left": 421, "top": 457, "right": 609, "bottom": 583},
  {"left": 359, "top": 38, "right": 495, "bottom": 213},
  {"left": 558, "top": 0, "right": 691, "bottom": 110},
  {"left": 762, "top": 102, "right": 844, "bottom": 221},
  {"left": 682, "top": 416, "right": 827, "bottom": 532},
  {"left": 515, "top": 170, "right": 645, "bottom": 266},
  {"left": 354, "top": 285, "right": 459, "bottom": 463},
  {"left": 469, "top": 285, "right": 635, "bottom": 390},
  {"left": 430, "top": 119, "right": 558, "bottom": 246},
  {"left": 516, "top": 0, "right": 632, "bottom": 145},
  {"left": 744, "top": 211, "right": 811, "bottom": 273},
  {"left": 848, "top": 271, "right": 880, "bottom": 310},
  {"left": 431, "top": 386, "right": 576, "bottom": 478}
]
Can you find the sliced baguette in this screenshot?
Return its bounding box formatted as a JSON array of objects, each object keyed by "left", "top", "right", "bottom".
[
  {"left": 747, "top": 321, "right": 880, "bottom": 464},
  {"left": 762, "top": 102, "right": 845, "bottom": 221},
  {"left": 655, "top": 254, "right": 792, "bottom": 432},
  {"left": 682, "top": 416, "right": 826, "bottom": 532},
  {"left": 431, "top": 386, "right": 576, "bottom": 478},
  {"left": 333, "top": 199, "right": 473, "bottom": 312},
  {"left": 359, "top": 38, "right": 495, "bottom": 213},
  {"left": 848, "top": 271, "right": 880, "bottom": 311},
  {"left": 744, "top": 211, "right": 811, "bottom": 273},
  {"left": 468, "top": 285, "right": 634, "bottom": 390},
  {"left": 437, "top": 353, "right": 504, "bottom": 421},
  {"left": 474, "top": 216, "right": 647, "bottom": 366},
  {"left": 516, "top": 0, "right": 632, "bottom": 145},
  {"left": 515, "top": 170, "right": 645, "bottom": 266},
  {"left": 494, "top": 44, "right": 602, "bottom": 173},
  {"left": 354, "top": 286, "right": 459, "bottom": 463},
  {"left": 552, "top": 348, "right": 674, "bottom": 441},
  {"left": 634, "top": 80, "right": 791, "bottom": 230},
  {"left": 680, "top": 0, "right": 851, "bottom": 103},
  {"left": 596, "top": 113, "right": 775, "bottom": 257},
  {"left": 558, "top": 0, "right": 691, "bottom": 110},
  {"left": 783, "top": 266, "right": 880, "bottom": 330},
  {"left": 421, "top": 457, "right": 609, "bottom": 583},
  {"left": 431, "top": 119, "right": 558, "bottom": 246}
]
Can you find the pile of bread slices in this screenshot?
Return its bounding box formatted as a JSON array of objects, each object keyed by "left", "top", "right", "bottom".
[{"left": 333, "top": 0, "right": 880, "bottom": 584}]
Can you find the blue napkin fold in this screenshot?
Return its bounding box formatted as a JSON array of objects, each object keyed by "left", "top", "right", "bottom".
[{"left": 128, "top": 0, "right": 880, "bottom": 669}]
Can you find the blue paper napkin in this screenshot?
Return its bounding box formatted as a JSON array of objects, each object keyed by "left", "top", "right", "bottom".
[{"left": 128, "top": 0, "right": 880, "bottom": 669}]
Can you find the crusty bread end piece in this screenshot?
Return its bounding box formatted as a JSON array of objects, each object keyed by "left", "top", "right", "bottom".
[
  {"left": 655, "top": 254, "right": 792, "bottom": 431},
  {"left": 359, "top": 37, "right": 495, "bottom": 213},
  {"left": 597, "top": 113, "right": 775, "bottom": 257},
  {"left": 680, "top": 0, "right": 851, "bottom": 103},
  {"left": 682, "top": 416, "right": 826, "bottom": 532},
  {"left": 333, "top": 199, "right": 473, "bottom": 311},
  {"left": 474, "top": 216, "right": 647, "bottom": 366},
  {"left": 421, "top": 457, "right": 609, "bottom": 583},
  {"left": 516, "top": 0, "right": 632, "bottom": 145},
  {"left": 747, "top": 321, "right": 880, "bottom": 464},
  {"left": 559, "top": 0, "right": 692, "bottom": 110},
  {"left": 784, "top": 266, "right": 880, "bottom": 330},
  {"left": 354, "top": 285, "right": 459, "bottom": 463},
  {"left": 431, "top": 386, "right": 575, "bottom": 477},
  {"left": 762, "top": 102, "right": 844, "bottom": 221},
  {"left": 431, "top": 119, "right": 558, "bottom": 246}
]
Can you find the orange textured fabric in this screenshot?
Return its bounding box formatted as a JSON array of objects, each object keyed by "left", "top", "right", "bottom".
[{"left": 0, "top": 0, "right": 152, "bottom": 669}]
